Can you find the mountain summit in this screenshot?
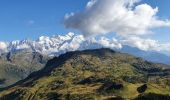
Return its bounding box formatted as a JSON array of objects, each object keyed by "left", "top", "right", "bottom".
[{"left": 0, "top": 48, "right": 170, "bottom": 100}]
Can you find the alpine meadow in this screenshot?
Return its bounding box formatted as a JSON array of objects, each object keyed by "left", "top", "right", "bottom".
[{"left": 0, "top": 0, "right": 170, "bottom": 100}]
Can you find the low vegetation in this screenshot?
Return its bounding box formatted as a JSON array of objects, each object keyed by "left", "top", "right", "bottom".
[
  {"left": 0, "top": 48, "right": 169, "bottom": 100},
  {"left": 0, "top": 51, "right": 49, "bottom": 88}
]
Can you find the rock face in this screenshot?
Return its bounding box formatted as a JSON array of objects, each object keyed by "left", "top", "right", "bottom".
[
  {"left": 0, "top": 48, "right": 170, "bottom": 100},
  {"left": 0, "top": 51, "right": 49, "bottom": 88}
]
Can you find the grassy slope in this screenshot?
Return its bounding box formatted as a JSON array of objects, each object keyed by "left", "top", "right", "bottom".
[
  {"left": 0, "top": 52, "right": 49, "bottom": 88},
  {"left": 0, "top": 48, "right": 170, "bottom": 100}
]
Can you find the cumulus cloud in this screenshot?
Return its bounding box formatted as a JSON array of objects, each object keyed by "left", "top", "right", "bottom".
[
  {"left": 98, "top": 37, "right": 122, "bottom": 49},
  {"left": 0, "top": 42, "right": 7, "bottom": 50},
  {"left": 64, "top": 0, "right": 170, "bottom": 37},
  {"left": 118, "top": 36, "right": 170, "bottom": 53},
  {"left": 63, "top": 0, "right": 170, "bottom": 54},
  {"left": 121, "top": 37, "right": 158, "bottom": 51}
]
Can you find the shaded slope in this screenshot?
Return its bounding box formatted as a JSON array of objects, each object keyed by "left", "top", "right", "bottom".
[{"left": 0, "top": 51, "right": 49, "bottom": 88}]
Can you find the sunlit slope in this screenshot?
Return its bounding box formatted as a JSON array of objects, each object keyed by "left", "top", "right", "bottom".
[{"left": 0, "top": 48, "right": 170, "bottom": 100}]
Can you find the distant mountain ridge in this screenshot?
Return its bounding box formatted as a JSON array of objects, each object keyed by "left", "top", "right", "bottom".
[
  {"left": 120, "top": 46, "right": 170, "bottom": 65},
  {"left": 0, "top": 51, "right": 49, "bottom": 88},
  {"left": 0, "top": 32, "right": 170, "bottom": 65}
]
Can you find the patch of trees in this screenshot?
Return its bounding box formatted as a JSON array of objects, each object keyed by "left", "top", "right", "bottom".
[
  {"left": 137, "top": 84, "right": 147, "bottom": 94},
  {"left": 135, "top": 93, "right": 170, "bottom": 100},
  {"left": 98, "top": 81, "right": 123, "bottom": 93}
]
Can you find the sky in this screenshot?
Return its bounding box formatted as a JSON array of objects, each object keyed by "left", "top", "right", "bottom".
[
  {"left": 0, "top": 0, "right": 170, "bottom": 42},
  {"left": 0, "top": 0, "right": 89, "bottom": 41}
]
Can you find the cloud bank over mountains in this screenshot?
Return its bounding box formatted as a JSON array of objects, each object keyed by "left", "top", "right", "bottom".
[
  {"left": 64, "top": 0, "right": 170, "bottom": 54},
  {"left": 0, "top": 32, "right": 170, "bottom": 56}
]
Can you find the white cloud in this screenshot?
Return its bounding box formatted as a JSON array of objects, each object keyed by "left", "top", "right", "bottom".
[
  {"left": 155, "top": 43, "right": 170, "bottom": 52},
  {"left": 0, "top": 42, "right": 8, "bottom": 53},
  {"left": 86, "top": 0, "right": 97, "bottom": 9},
  {"left": 121, "top": 37, "right": 158, "bottom": 51},
  {"left": 59, "top": 35, "right": 85, "bottom": 51},
  {"left": 120, "top": 36, "right": 170, "bottom": 53},
  {"left": 0, "top": 42, "right": 7, "bottom": 50},
  {"left": 98, "top": 37, "right": 122, "bottom": 49},
  {"left": 64, "top": 0, "right": 170, "bottom": 37}
]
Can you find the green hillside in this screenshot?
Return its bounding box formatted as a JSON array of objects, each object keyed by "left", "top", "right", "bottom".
[
  {"left": 0, "top": 51, "right": 49, "bottom": 88},
  {"left": 0, "top": 48, "right": 170, "bottom": 100}
]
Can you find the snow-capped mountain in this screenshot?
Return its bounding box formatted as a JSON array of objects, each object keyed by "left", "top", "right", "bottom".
[
  {"left": 0, "top": 32, "right": 121, "bottom": 56},
  {"left": 0, "top": 32, "right": 170, "bottom": 65}
]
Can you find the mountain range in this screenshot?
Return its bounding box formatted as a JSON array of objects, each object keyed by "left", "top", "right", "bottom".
[
  {"left": 120, "top": 46, "right": 170, "bottom": 65},
  {"left": 0, "top": 32, "right": 170, "bottom": 65},
  {"left": 0, "top": 33, "right": 170, "bottom": 89},
  {"left": 0, "top": 48, "right": 169, "bottom": 100}
]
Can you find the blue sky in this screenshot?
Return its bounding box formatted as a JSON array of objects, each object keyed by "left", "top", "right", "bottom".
[{"left": 0, "top": 0, "right": 170, "bottom": 42}]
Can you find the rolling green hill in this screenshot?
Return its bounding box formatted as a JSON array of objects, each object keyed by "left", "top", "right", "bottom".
[
  {"left": 0, "top": 51, "right": 49, "bottom": 88},
  {"left": 0, "top": 48, "right": 170, "bottom": 100}
]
